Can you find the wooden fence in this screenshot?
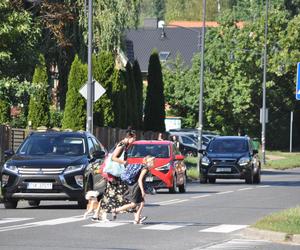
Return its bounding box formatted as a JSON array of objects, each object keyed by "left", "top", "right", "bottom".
[{"left": 0, "top": 125, "right": 169, "bottom": 165}]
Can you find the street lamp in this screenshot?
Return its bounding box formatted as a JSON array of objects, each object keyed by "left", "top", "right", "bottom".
[
  {"left": 159, "top": 0, "right": 206, "bottom": 182},
  {"left": 261, "top": 0, "right": 269, "bottom": 164},
  {"left": 87, "top": 0, "right": 94, "bottom": 133},
  {"left": 198, "top": 0, "right": 206, "bottom": 181}
]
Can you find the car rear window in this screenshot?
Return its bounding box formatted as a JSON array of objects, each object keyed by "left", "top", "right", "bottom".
[{"left": 128, "top": 144, "right": 170, "bottom": 158}]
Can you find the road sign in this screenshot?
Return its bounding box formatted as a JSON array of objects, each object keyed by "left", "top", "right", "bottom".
[
  {"left": 79, "top": 80, "right": 106, "bottom": 102},
  {"left": 297, "top": 62, "right": 300, "bottom": 100}
]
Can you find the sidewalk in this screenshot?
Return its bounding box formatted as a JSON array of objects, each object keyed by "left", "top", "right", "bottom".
[{"left": 242, "top": 227, "right": 300, "bottom": 245}]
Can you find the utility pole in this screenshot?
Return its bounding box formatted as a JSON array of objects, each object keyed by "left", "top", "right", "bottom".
[
  {"left": 261, "top": 0, "right": 268, "bottom": 164},
  {"left": 198, "top": 0, "right": 206, "bottom": 181},
  {"left": 86, "top": 0, "right": 94, "bottom": 133}
]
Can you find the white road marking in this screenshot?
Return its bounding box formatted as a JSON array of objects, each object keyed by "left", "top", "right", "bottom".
[
  {"left": 256, "top": 185, "right": 271, "bottom": 188},
  {"left": 200, "top": 224, "right": 248, "bottom": 233},
  {"left": 0, "top": 215, "right": 85, "bottom": 232},
  {"left": 0, "top": 218, "right": 33, "bottom": 224},
  {"left": 191, "top": 194, "right": 212, "bottom": 199},
  {"left": 216, "top": 191, "right": 234, "bottom": 195},
  {"left": 152, "top": 199, "right": 180, "bottom": 205},
  {"left": 152, "top": 199, "right": 189, "bottom": 206},
  {"left": 142, "top": 223, "right": 192, "bottom": 231},
  {"left": 193, "top": 239, "right": 268, "bottom": 250},
  {"left": 237, "top": 188, "right": 253, "bottom": 191},
  {"left": 84, "top": 221, "right": 129, "bottom": 228}
]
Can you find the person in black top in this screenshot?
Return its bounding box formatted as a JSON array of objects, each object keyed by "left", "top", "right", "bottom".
[{"left": 113, "top": 155, "right": 155, "bottom": 224}]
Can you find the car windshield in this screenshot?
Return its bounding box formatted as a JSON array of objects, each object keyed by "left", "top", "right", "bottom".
[
  {"left": 17, "top": 134, "right": 86, "bottom": 156},
  {"left": 127, "top": 144, "right": 170, "bottom": 158},
  {"left": 207, "top": 139, "right": 248, "bottom": 153}
]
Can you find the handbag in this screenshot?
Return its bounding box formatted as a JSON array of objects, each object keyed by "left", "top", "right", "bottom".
[{"left": 103, "top": 152, "right": 125, "bottom": 177}]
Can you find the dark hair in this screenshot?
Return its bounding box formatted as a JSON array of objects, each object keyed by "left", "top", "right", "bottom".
[{"left": 126, "top": 129, "right": 136, "bottom": 138}]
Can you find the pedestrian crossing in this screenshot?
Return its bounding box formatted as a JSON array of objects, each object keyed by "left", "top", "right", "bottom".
[{"left": 0, "top": 216, "right": 249, "bottom": 233}]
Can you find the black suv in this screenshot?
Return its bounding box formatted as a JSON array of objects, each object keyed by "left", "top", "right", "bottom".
[
  {"left": 1, "top": 131, "right": 107, "bottom": 209},
  {"left": 199, "top": 136, "right": 261, "bottom": 184}
]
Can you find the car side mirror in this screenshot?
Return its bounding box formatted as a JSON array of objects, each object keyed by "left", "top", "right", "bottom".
[
  {"left": 175, "top": 154, "right": 184, "bottom": 161},
  {"left": 4, "top": 149, "right": 14, "bottom": 161},
  {"left": 92, "top": 150, "right": 106, "bottom": 159},
  {"left": 198, "top": 149, "right": 205, "bottom": 155}
]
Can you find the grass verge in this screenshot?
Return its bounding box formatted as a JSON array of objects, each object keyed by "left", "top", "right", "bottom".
[
  {"left": 253, "top": 206, "right": 300, "bottom": 234},
  {"left": 264, "top": 151, "right": 300, "bottom": 170}
]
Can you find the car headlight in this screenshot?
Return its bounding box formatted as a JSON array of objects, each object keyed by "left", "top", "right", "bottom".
[
  {"left": 156, "top": 163, "right": 171, "bottom": 171},
  {"left": 3, "top": 163, "right": 18, "bottom": 174},
  {"left": 238, "top": 157, "right": 250, "bottom": 166},
  {"left": 201, "top": 156, "right": 210, "bottom": 166},
  {"left": 64, "top": 164, "right": 85, "bottom": 174}
]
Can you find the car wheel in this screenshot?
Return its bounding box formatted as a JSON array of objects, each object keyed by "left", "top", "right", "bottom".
[
  {"left": 200, "top": 175, "right": 207, "bottom": 184},
  {"left": 245, "top": 169, "right": 254, "bottom": 184},
  {"left": 169, "top": 175, "right": 177, "bottom": 193},
  {"left": 208, "top": 177, "right": 216, "bottom": 184},
  {"left": 78, "top": 178, "right": 92, "bottom": 209},
  {"left": 4, "top": 199, "right": 18, "bottom": 209},
  {"left": 28, "top": 200, "right": 40, "bottom": 207},
  {"left": 178, "top": 173, "right": 186, "bottom": 193},
  {"left": 253, "top": 168, "right": 261, "bottom": 184}
]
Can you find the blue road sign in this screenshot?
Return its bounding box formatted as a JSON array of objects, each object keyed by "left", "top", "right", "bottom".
[{"left": 297, "top": 62, "right": 300, "bottom": 100}]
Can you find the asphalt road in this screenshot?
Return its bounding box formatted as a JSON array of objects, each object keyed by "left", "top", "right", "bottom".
[{"left": 0, "top": 168, "right": 300, "bottom": 250}]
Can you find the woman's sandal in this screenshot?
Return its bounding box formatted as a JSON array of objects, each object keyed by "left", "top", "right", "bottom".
[
  {"left": 111, "top": 208, "right": 117, "bottom": 221},
  {"left": 133, "top": 216, "right": 147, "bottom": 224}
]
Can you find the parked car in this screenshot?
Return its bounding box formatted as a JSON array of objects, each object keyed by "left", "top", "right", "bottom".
[
  {"left": 199, "top": 136, "right": 261, "bottom": 184},
  {"left": 1, "top": 131, "right": 107, "bottom": 209},
  {"left": 126, "top": 140, "right": 187, "bottom": 193},
  {"left": 169, "top": 132, "right": 210, "bottom": 156}
]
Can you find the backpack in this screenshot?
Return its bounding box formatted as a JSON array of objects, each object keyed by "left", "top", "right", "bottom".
[{"left": 121, "top": 163, "right": 144, "bottom": 185}]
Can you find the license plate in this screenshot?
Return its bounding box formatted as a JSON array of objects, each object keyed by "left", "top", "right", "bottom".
[
  {"left": 216, "top": 168, "right": 231, "bottom": 172},
  {"left": 27, "top": 182, "right": 53, "bottom": 189},
  {"left": 146, "top": 176, "right": 153, "bottom": 182}
]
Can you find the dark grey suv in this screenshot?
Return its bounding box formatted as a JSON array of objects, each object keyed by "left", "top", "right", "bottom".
[
  {"left": 1, "top": 131, "right": 107, "bottom": 209},
  {"left": 199, "top": 136, "right": 261, "bottom": 184}
]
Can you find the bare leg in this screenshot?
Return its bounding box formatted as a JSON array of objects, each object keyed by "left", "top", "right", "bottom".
[
  {"left": 134, "top": 201, "right": 144, "bottom": 222},
  {"left": 115, "top": 202, "right": 136, "bottom": 214},
  {"left": 92, "top": 201, "right": 101, "bottom": 219}
]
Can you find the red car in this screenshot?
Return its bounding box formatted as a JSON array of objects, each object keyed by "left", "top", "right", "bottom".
[{"left": 126, "top": 140, "right": 187, "bottom": 193}]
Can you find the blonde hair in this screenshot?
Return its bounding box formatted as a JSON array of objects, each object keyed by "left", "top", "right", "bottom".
[{"left": 143, "top": 155, "right": 155, "bottom": 165}]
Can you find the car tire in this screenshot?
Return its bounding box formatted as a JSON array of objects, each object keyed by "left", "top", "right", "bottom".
[
  {"left": 208, "top": 177, "right": 216, "bottom": 184},
  {"left": 4, "top": 199, "right": 18, "bottom": 209},
  {"left": 178, "top": 173, "right": 186, "bottom": 193},
  {"left": 169, "top": 175, "right": 177, "bottom": 193},
  {"left": 200, "top": 175, "right": 207, "bottom": 184},
  {"left": 78, "top": 178, "right": 92, "bottom": 209},
  {"left": 253, "top": 168, "right": 261, "bottom": 184},
  {"left": 28, "top": 200, "right": 40, "bottom": 207},
  {"left": 245, "top": 169, "right": 254, "bottom": 184}
]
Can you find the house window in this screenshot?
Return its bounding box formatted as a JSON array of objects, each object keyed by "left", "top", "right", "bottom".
[{"left": 159, "top": 51, "right": 170, "bottom": 62}]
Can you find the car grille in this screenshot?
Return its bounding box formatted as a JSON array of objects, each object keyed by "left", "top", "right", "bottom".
[
  {"left": 17, "top": 167, "right": 65, "bottom": 175},
  {"left": 209, "top": 158, "right": 239, "bottom": 174}
]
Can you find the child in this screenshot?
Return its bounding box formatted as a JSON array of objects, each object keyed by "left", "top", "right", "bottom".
[
  {"left": 83, "top": 190, "right": 101, "bottom": 219},
  {"left": 113, "top": 155, "right": 155, "bottom": 224}
]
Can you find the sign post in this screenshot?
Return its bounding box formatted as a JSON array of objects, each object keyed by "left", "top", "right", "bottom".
[{"left": 297, "top": 62, "right": 300, "bottom": 100}]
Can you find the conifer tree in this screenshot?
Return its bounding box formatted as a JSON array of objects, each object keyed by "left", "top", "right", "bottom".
[
  {"left": 93, "top": 51, "right": 120, "bottom": 127},
  {"left": 124, "top": 62, "right": 138, "bottom": 129},
  {"left": 133, "top": 60, "right": 144, "bottom": 129},
  {"left": 27, "top": 55, "right": 50, "bottom": 129},
  {"left": 62, "top": 55, "right": 87, "bottom": 130},
  {"left": 0, "top": 99, "right": 10, "bottom": 124},
  {"left": 144, "top": 51, "right": 166, "bottom": 132}
]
